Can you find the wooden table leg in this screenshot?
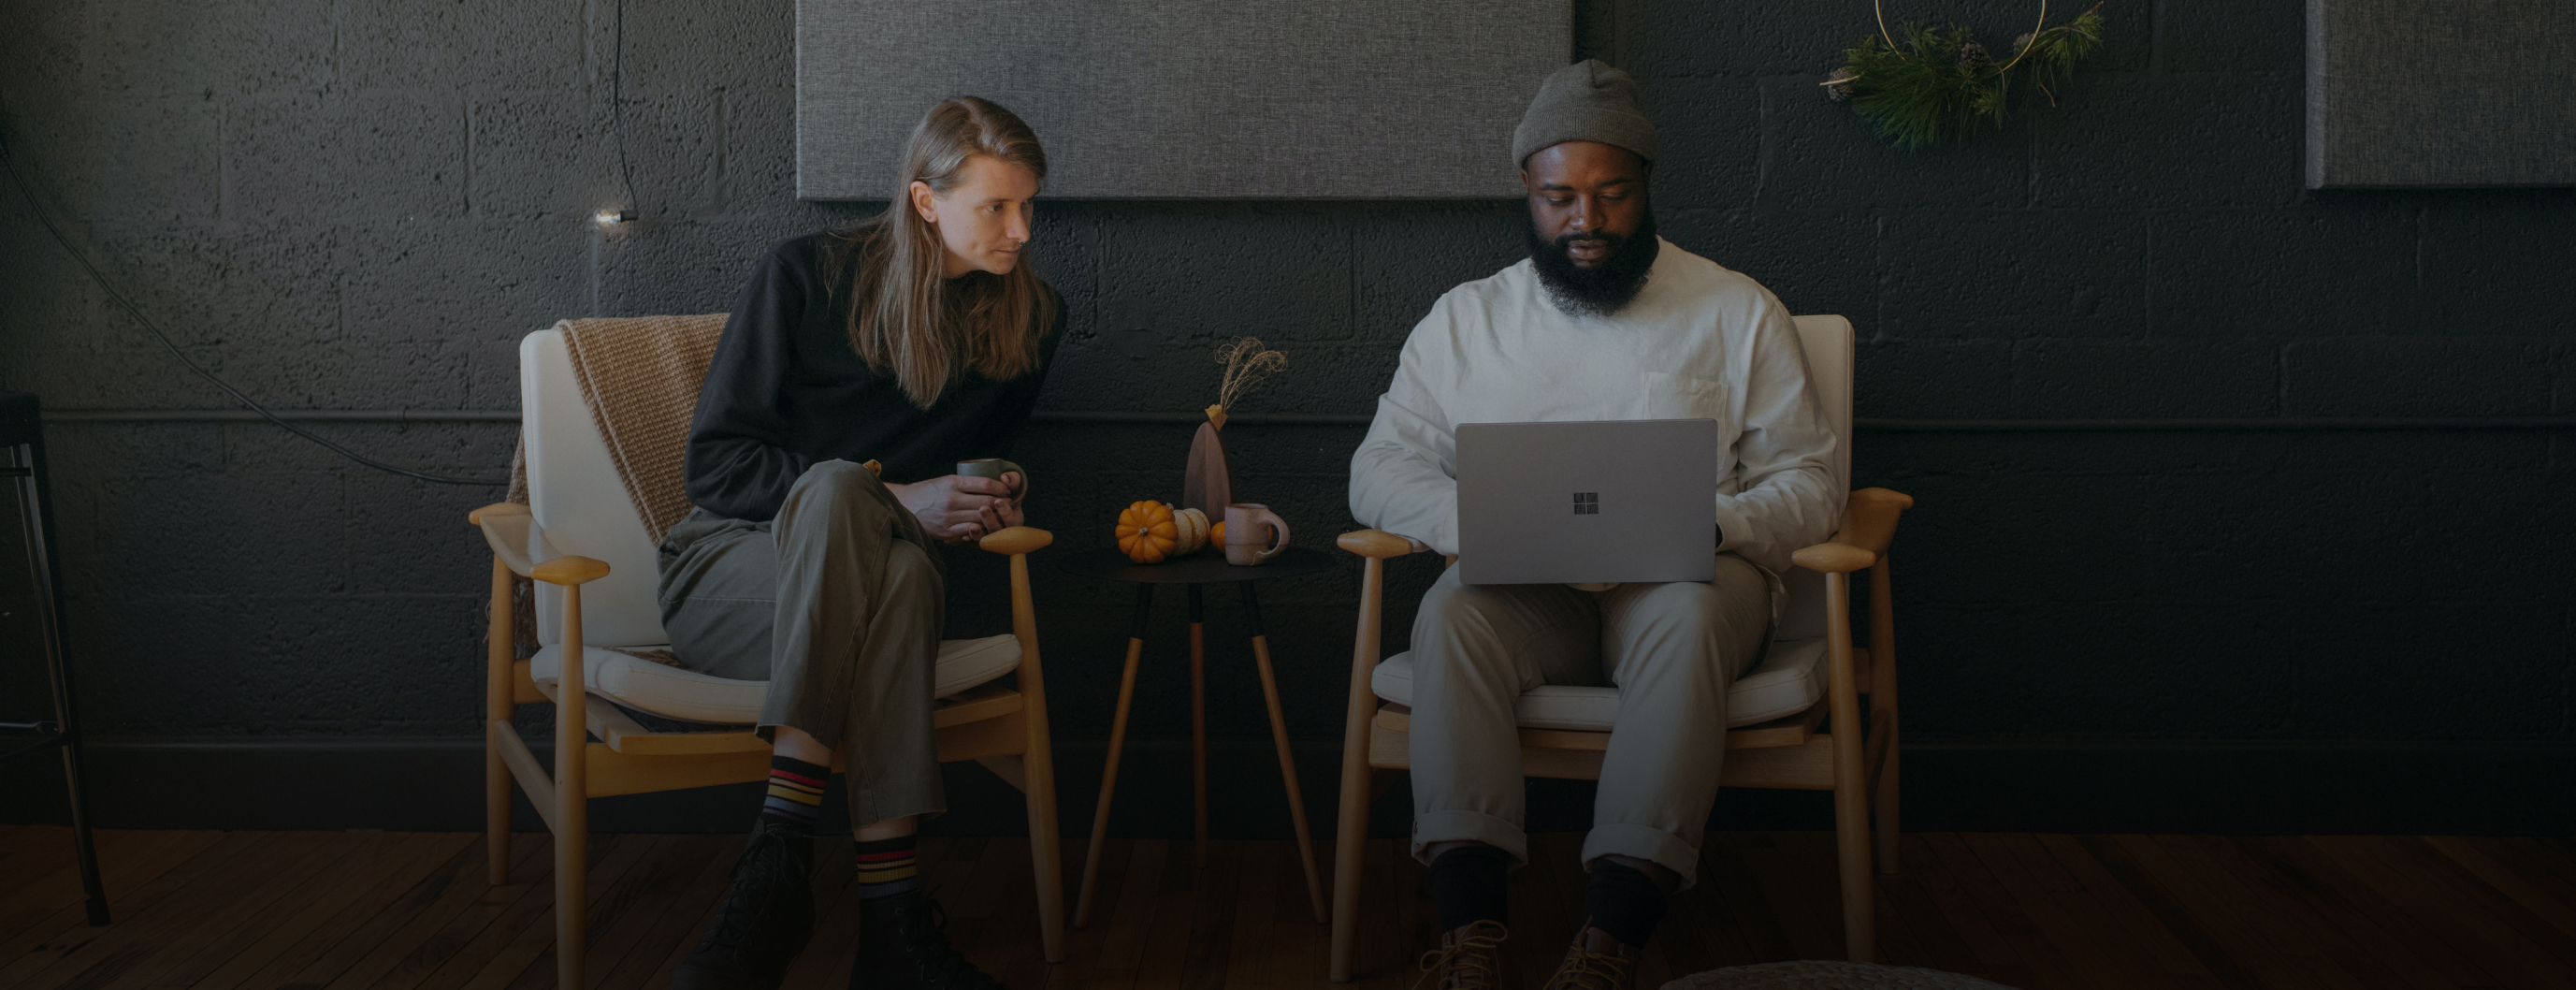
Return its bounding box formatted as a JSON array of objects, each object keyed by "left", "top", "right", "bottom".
[
  {"left": 1076, "top": 583, "right": 1154, "bottom": 929},
  {"left": 1189, "top": 584, "right": 1208, "bottom": 869},
  {"left": 1241, "top": 582, "right": 1329, "bottom": 924}
]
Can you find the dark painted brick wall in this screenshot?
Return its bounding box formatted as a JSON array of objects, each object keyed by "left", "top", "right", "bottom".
[{"left": 4, "top": 1, "right": 2572, "bottom": 758}]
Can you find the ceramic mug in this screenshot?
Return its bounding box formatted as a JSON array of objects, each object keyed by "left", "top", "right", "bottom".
[
  {"left": 955, "top": 458, "right": 1029, "bottom": 502},
  {"left": 1223, "top": 502, "right": 1290, "bottom": 565}
]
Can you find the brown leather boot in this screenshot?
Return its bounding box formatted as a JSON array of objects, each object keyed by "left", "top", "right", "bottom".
[
  {"left": 1412, "top": 920, "right": 1509, "bottom": 989},
  {"left": 1541, "top": 921, "right": 1641, "bottom": 990}
]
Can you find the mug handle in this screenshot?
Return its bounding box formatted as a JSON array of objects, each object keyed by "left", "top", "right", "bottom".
[
  {"left": 987, "top": 459, "right": 1029, "bottom": 501},
  {"left": 1252, "top": 507, "right": 1289, "bottom": 561}
]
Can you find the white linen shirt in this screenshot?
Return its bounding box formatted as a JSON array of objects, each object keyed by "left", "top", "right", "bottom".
[{"left": 1347, "top": 238, "right": 1843, "bottom": 576}]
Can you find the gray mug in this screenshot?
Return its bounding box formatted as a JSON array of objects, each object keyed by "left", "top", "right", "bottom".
[
  {"left": 955, "top": 458, "right": 1029, "bottom": 502},
  {"left": 1223, "top": 502, "right": 1290, "bottom": 565}
]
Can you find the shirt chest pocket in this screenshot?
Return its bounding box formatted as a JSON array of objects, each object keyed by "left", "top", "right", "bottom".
[{"left": 1640, "top": 371, "right": 1728, "bottom": 419}]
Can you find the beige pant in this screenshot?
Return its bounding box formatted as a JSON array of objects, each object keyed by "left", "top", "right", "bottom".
[
  {"left": 1405, "top": 554, "right": 1770, "bottom": 889},
  {"left": 655, "top": 460, "right": 949, "bottom": 827}
]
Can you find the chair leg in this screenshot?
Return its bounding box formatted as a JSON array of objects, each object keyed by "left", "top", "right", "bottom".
[
  {"left": 486, "top": 557, "right": 514, "bottom": 887},
  {"left": 1874, "top": 721, "right": 1901, "bottom": 875},
  {"left": 1022, "top": 724, "right": 1068, "bottom": 963},
  {"left": 1834, "top": 768, "right": 1874, "bottom": 962},
  {"left": 556, "top": 587, "right": 590, "bottom": 990},
  {"left": 1004, "top": 547, "right": 1068, "bottom": 964},
  {"left": 1868, "top": 556, "right": 1901, "bottom": 875},
  {"left": 1329, "top": 557, "right": 1390, "bottom": 983},
  {"left": 1328, "top": 760, "right": 1371, "bottom": 982},
  {"left": 1825, "top": 571, "right": 1874, "bottom": 963},
  {"left": 487, "top": 725, "right": 513, "bottom": 886}
]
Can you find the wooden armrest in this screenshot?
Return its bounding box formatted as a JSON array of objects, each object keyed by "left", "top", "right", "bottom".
[
  {"left": 978, "top": 525, "right": 1053, "bottom": 556},
  {"left": 470, "top": 503, "right": 544, "bottom": 578},
  {"left": 531, "top": 556, "right": 609, "bottom": 586},
  {"left": 1832, "top": 488, "right": 1913, "bottom": 557},
  {"left": 468, "top": 502, "right": 528, "bottom": 526},
  {"left": 467, "top": 502, "right": 605, "bottom": 585},
  {"left": 1338, "top": 530, "right": 1428, "bottom": 559},
  {"left": 1791, "top": 488, "right": 1913, "bottom": 574},
  {"left": 1792, "top": 543, "right": 1874, "bottom": 574}
]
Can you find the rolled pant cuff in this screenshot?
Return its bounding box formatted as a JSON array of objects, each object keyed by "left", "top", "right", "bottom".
[
  {"left": 852, "top": 788, "right": 946, "bottom": 831},
  {"left": 1581, "top": 823, "right": 1702, "bottom": 892},
  {"left": 1411, "top": 809, "right": 1528, "bottom": 867}
]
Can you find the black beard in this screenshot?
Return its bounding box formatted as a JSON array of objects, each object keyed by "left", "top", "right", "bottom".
[{"left": 1525, "top": 210, "right": 1659, "bottom": 317}]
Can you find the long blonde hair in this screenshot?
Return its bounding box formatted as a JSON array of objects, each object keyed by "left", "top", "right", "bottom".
[{"left": 828, "top": 97, "right": 1058, "bottom": 407}]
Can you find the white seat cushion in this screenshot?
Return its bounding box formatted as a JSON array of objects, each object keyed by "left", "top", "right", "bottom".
[
  {"left": 530, "top": 633, "right": 1024, "bottom": 725},
  {"left": 1368, "top": 636, "right": 1829, "bottom": 732}
]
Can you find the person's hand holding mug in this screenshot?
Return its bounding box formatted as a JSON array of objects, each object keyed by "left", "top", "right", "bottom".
[{"left": 889, "top": 459, "right": 1027, "bottom": 544}]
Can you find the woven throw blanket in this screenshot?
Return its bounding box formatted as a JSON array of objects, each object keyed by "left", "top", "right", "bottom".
[
  {"left": 501, "top": 313, "right": 727, "bottom": 544},
  {"left": 557, "top": 313, "right": 726, "bottom": 542}
]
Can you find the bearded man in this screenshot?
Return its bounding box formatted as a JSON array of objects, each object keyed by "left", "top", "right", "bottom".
[{"left": 1347, "top": 60, "right": 1841, "bottom": 988}]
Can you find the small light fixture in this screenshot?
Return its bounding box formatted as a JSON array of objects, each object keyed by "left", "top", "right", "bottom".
[{"left": 595, "top": 208, "right": 635, "bottom": 226}]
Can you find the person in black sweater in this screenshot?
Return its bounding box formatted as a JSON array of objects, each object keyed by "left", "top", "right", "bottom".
[{"left": 666, "top": 97, "right": 1058, "bottom": 990}]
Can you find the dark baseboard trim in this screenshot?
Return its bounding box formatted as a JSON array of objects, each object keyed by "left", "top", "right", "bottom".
[
  {"left": 43, "top": 409, "right": 524, "bottom": 423},
  {"left": 41, "top": 410, "right": 2576, "bottom": 431},
  {"left": 4, "top": 736, "right": 2569, "bottom": 836}
]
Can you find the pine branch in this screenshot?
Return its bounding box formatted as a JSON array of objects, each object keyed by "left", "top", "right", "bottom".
[{"left": 1830, "top": 3, "right": 2107, "bottom": 149}]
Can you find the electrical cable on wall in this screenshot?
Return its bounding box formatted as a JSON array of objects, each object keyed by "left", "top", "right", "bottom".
[
  {"left": 603, "top": 0, "right": 639, "bottom": 226},
  {"left": 0, "top": 129, "right": 512, "bottom": 487}
]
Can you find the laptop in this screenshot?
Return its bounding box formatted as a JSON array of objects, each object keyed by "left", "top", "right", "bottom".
[{"left": 1454, "top": 419, "right": 1719, "bottom": 586}]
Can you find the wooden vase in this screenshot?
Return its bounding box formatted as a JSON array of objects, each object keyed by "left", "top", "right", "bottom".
[{"left": 1181, "top": 408, "right": 1233, "bottom": 521}]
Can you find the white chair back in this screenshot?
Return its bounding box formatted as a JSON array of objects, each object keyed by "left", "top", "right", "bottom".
[
  {"left": 1776, "top": 314, "right": 1854, "bottom": 642},
  {"left": 522, "top": 328, "right": 671, "bottom": 648}
]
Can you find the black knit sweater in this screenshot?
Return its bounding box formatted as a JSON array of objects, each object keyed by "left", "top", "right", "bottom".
[{"left": 681, "top": 232, "right": 1062, "bottom": 522}]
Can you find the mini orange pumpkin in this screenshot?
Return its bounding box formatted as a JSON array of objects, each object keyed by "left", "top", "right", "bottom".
[{"left": 1117, "top": 501, "right": 1179, "bottom": 563}]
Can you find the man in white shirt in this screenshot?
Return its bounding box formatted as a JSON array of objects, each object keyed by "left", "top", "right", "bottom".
[{"left": 1349, "top": 60, "right": 1841, "bottom": 987}]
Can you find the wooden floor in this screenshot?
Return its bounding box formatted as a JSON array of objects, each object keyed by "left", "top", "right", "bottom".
[{"left": 6, "top": 827, "right": 2576, "bottom": 990}]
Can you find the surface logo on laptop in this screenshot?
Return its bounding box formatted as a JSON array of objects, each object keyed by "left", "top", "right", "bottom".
[{"left": 1573, "top": 492, "right": 1599, "bottom": 515}]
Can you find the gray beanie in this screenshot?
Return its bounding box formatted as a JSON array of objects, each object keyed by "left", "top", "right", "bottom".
[{"left": 1511, "top": 59, "right": 1657, "bottom": 167}]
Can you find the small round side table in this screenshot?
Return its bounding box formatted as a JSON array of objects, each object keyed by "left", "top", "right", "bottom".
[{"left": 1057, "top": 546, "right": 1334, "bottom": 929}]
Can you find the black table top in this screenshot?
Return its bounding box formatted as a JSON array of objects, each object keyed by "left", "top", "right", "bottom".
[{"left": 1056, "top": 545, "right": 1335, "bottom": 584}]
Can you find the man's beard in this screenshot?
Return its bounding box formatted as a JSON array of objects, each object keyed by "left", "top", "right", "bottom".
[{"left": 1525, "top": 210, "right": 1659, "bottom": 317}]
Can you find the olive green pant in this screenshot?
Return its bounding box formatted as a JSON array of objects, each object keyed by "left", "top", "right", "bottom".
[
  {"left": 655, "top": 460, "right": 948, "bottom": 827},
  {"left": 1405, "top": 554, "right": 1771, "bottom": 890}
]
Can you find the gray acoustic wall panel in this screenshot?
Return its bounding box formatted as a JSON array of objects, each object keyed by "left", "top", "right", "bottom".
[
  {"left": 2307, "top": 0, "right": 2576, "bottom": 188},
  {"left": 796, "top": 0, "right": 1570, "bottom": 199}
]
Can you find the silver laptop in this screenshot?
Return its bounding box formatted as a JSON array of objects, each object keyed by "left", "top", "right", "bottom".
[{"left": 1455, "top": 419, "right": 1719, "bottom": 586}]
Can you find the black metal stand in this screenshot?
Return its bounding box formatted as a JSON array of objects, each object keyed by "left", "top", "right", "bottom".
[{"left": 1, "top": 392, "right": 108, "bottom": 925}]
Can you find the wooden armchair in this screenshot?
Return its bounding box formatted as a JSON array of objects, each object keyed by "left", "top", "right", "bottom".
[
  {"left": 470, "top": 326, "right": 1065, "bottom": 990},
  {"left": 1324, "top": 314, "right": 1913, "bottom": 978}
]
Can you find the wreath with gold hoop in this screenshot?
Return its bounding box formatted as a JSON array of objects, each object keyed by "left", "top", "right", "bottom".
[{"left": 1823, "top": 0, "right": 2106, "bottom": 149}]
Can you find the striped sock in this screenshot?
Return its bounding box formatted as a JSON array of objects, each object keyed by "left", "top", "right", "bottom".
[
  {"left": 760, "top": 756, "right": 828, "bottom": 829},
  {"left": 853, "top": 835, "right": 919, "bottom": 900}
]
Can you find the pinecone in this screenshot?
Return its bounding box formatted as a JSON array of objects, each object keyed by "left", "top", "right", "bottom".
[
  {"left": 1958, "top": 40, "right": 1993, "bottom": 68},
  {"left": 1822, "top": 66, "right": 1859, "bottom": 101}
]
